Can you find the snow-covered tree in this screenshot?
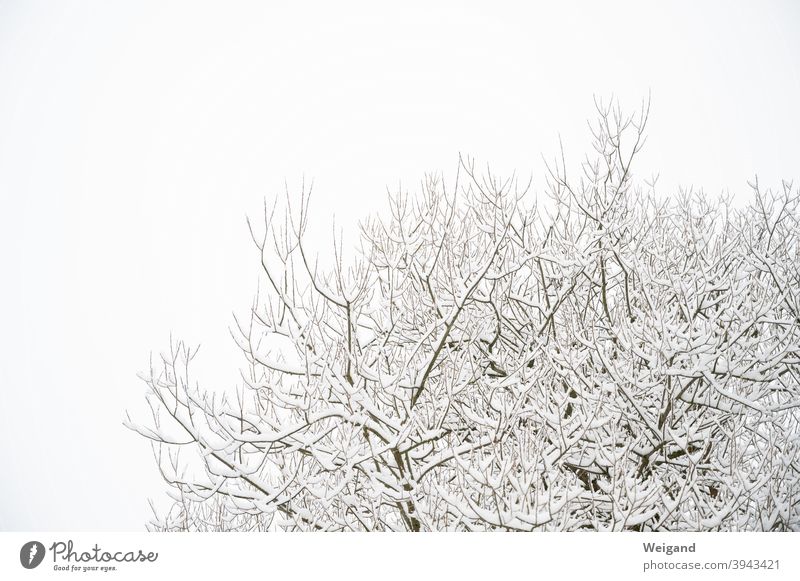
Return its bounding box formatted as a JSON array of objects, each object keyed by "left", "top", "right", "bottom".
[{"left": 129, "top": 102, "right": 800, "bottom": 531}]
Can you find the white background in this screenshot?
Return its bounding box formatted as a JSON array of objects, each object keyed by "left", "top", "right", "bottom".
[
  {"left": 1, "top": 532, "right": 798, "bottom": 580},
  {"left": 1, "top": 0, "right": 799, "bottom": 531}
]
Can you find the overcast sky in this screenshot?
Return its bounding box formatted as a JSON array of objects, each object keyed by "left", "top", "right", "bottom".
[{"left": 1, "top": 0, "right": 799, "bottom": 530}]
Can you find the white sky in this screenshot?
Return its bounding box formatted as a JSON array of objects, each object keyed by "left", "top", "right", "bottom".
[{"left": 0, "top": 0, "right": 798, "bottom": 530}]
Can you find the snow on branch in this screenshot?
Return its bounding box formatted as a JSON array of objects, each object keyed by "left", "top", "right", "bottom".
[{"left": 129, "top": 101, "right": 800, "bottom": 531}]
